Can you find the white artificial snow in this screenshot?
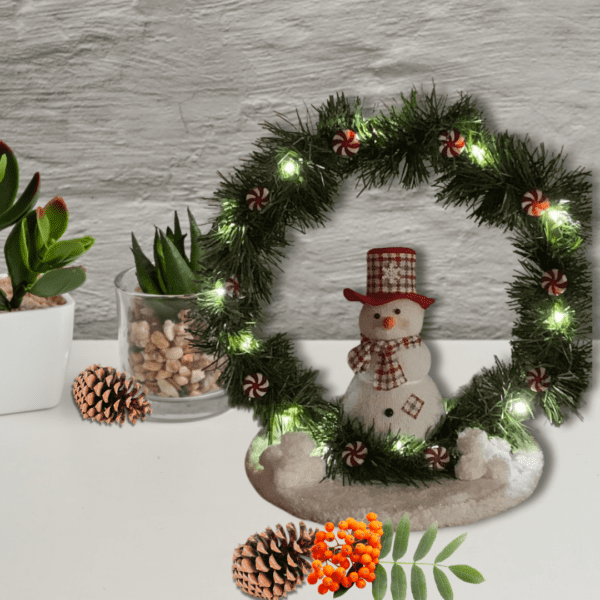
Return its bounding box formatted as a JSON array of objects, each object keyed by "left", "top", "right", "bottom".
[{"left": 246, "top": 430, "right": 544, "bottom": 531}]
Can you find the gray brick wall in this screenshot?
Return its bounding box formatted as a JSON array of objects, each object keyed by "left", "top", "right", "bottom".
[{"left": 1, "top": 0, "right": 598, "bottom": 340}]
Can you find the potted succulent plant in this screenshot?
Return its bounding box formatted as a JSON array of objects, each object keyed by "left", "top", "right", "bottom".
[
  {"left": 0, "top": 141, "right": 95, "bottom": 415},
  {"left": 114, "top": 209, "right": 228, "bottom": 421}
]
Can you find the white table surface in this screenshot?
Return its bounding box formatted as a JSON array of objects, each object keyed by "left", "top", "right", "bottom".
[{"left": 0, "top": 339, "right": 598, "bottom": 600}]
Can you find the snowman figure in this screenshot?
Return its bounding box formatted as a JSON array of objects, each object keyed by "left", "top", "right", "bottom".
[{"left": 342, "top": 247, "right": 445, "bottom": 440}]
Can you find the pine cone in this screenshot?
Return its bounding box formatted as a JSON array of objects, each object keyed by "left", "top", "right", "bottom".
[
  {"left": 232, "top": 522, "right": 317, "bottom": 598},
  {"left": 72, "top": 364, "right": 152, "bottom": 425}
]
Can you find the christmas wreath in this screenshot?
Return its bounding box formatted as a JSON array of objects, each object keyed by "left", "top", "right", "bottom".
[{"left": 186, "top": 87, "right": 592, "bottom": 487}]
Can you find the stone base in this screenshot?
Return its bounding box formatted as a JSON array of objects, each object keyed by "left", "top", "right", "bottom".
[{"left": 245, "top": 431, "right": 544, "bottom": 531}]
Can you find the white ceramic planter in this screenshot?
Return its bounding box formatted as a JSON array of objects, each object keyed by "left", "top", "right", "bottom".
[{"left": 0, "top": 281, "right": 74, "bottom": 415}]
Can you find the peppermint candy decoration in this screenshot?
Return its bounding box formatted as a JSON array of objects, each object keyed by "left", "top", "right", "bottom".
[
  {"left": 438, "top": 129, "right": 466, "bottom": 158},
  {"left": 332, "top": 129, "right": 360, "bottom": 157},
  {"left": 225, "top": 276, "right": 243, "bottom": 298},
  {"left": 424, "top": 446, "right": 450, "bottom": 470},
  {"left": 342, "top": 441, "right": 368, "bottom": 467},
  {"left": 526, "top": 367, "right": 551, "bottom": 392},
  {"left": 246, "top": 186, "right": 270, "bottom": 211},
  {"left": 243, "top": 373, "right": 269, "bottom": 398},
  {"left": 541, "top": 269, "right": 568, "bottom": 296},
  {"left": 521, "top": 189, "right": 550, "bottom": 216}
]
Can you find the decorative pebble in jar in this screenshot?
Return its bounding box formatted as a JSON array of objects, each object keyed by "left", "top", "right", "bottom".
[{"left": 114, "top": 267, "right": 229, "bottom": 421}]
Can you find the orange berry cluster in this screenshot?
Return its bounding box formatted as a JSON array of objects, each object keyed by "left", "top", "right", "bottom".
[{"left": 306, "top": 513, "right": 384, "bottom": 595}]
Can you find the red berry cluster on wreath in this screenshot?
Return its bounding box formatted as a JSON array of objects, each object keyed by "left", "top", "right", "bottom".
[{"left": 307, "top": 513, "right": 384, "bottom": 594}]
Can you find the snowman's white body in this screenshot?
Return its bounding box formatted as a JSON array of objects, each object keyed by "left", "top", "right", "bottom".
[{"left": 342, "top": 298, "right": 445, "bottom": 439}]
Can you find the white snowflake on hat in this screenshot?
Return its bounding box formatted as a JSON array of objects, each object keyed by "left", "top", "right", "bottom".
[{"left": 382, "top": 261, "right": 402, "bottom": 285}]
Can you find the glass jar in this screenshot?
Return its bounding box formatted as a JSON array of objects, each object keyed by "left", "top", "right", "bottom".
[{"left": 114, "top": 267, "right": 229, "bottom": 421}]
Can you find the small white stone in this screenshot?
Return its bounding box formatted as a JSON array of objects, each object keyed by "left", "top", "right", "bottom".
[
  {"left": 163, "top": 346, "right": 184, "bottom": 360},
  {"left": 190, "top": 369, "right": 205, "bottom": 383},
  {"left": 157, "top": 379, "right": 179, "bottom": 398},
  {"left": 163, "top": 319, "right": 175, "bottom": 341}
]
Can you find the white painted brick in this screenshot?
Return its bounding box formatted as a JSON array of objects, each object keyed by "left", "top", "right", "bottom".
[{"left": 0, "top": 0, "right": 597, "bottom": 340}]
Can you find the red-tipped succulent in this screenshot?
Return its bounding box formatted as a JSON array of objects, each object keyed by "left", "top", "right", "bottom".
[{"left": 0, "top": 141, "right": 95, "bottom": 311}]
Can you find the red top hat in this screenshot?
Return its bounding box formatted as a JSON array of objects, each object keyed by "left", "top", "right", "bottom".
[{"left": 343, "top": 247, "right": 435, "bottom": 309}]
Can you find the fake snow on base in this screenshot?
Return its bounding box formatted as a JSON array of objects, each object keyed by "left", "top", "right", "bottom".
[{"left": 245, "top": 428, "right": 544, "bottom": 531}]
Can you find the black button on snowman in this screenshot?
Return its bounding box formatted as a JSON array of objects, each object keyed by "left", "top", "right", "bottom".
[{"left": 342, "top": 247, "right": 446, "bottom": 439}]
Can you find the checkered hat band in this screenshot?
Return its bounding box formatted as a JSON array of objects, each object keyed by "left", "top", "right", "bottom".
[{"left": 367, "top": 252, "right": 416, "bottom": 294}]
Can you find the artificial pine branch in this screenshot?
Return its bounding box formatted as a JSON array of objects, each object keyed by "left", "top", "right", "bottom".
[{"left": 182, "top": 86, "right": 593, "bottom": 487}]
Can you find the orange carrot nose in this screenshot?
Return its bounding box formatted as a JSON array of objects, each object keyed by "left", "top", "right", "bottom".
[{"left": 382, "top": 316, "right": 395, "bottom": 329}]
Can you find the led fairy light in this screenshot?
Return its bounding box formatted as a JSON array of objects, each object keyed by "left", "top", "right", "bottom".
[
  {"left": 238, "top": 332, "right": 260, "bottom": 353},
  {"left": 277, "top": 405, "right": 302, "bottom": 433},
  {"left": 217, "top": 219, "right": 239, "bottom": 242},
  {"left": 544, "top": 301, "right": 574, "bottom": 336},
  {"left": 278, "top": 153, "right": 301, "bottom": 179},
  {"left": 468, "top": 143, "right": 490, "bottom": 167},
  {"left": 542, "top": 207, "right": 583, "bottom": 251},
  {"left": 510, "top": 398, "right": 532, "bottom": 418},
  {"left": 394, "top": 437, "right": 410, "bottom": 453},
  {"left": 206, "top": 281, "right": 228, "bottom": 309},
  {"left": 228, "top": 331, "right": 260, "bottom": 354}
]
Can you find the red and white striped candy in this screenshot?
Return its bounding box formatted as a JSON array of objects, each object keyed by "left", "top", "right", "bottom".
[
  {"left": 521, "top": 189, "right": 550, "bottom": 216},
  {"left": 246, "top": 187, "right": 270, "bottom": 211},
  {"left": 526, "top": 367, "right": 551, "bottom": 392},
  {"left": 225, "top": 276, "right": 242, "bottom": 298},
  {"left": 333, "top": 129, "right": 360, "bottom": 157},
  {"left": 438, "top": 129, "right": 466, "bottom": 158},
  {"left": 342, "top": 441, "right": 368, "bottom": 467},
  {"left": 425, "top": 446, "right": 450, "bottom": 470},
  {"left": 243, "top": 373, "right": 269, "bottom": 398},
  {"left": 541, "top": 269, "right": 567, "bottom": 296}
]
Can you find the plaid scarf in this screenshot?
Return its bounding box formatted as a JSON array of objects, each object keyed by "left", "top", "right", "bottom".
[{"left": 348, "top": 335, "right": 422, "bottom": 391}]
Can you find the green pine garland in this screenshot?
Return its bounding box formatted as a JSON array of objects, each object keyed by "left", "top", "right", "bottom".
[{"left": 186, "top": 87, "right": 592, "bottom": 487}]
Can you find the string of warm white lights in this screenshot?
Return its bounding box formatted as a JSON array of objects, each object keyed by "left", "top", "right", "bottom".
[{"left": 186, "top": 88, "right": 592, "bottom": 486}]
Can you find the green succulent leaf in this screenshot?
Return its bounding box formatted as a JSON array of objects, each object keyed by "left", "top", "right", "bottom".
[
  {"left": 38, "top": 238, "right": 90, "bottom": 270},
  {"left": 0, "top": 172, "right": 40, "bottom": 230},
  {"left": 168, "top": 210, "right": 188, "bottom": 259},
  {"left": 0, "top": 153, "right": 6, "bottom": 183},
  {"left": 372, "top": 563, "right": 388, "bottom": 600},
  {"left": 392, "top": 513, "right": 411, "bottom": 561},
  {"left": 156, "top": 231, "right": 199, "bottom": 295},
  {"left": 27, "top": 266, "right": 87, "bottom": 297},
  {"left": 390, "top": 564, "right": 407, "bottom": 600},
  {"left": 0, "top": 141, "right": 19, "bottom": 215},
  {"left": 35, "top": 207, "right": 51, "bottom": 251},
  {"left": 0, "top": 287, "right": 11, "bottom": 311},
  {"left": 4, "top": 216, "right": 36, "bottom": 289},
  {"left": 130, "top": 232, "right": 162, "bottom": 294},
  {"left": 448, "top": 565, "right": 485, "bottom": 584},
  {"left": 379, "top": 518, "right": 394, "bottom": 559},
  {"left": 153, "top": 228, "right": 168, "bottom": 293},
  {"left": 42, "top": 196, "right": 69, "bottom": 242},
  {"left": 413, "top": 521, "right": 438, "bottom": 562},
  {"left": 187, "top": 207, "right": 206, "bottom": 274},
  {"left": 410, "top": 564, "right": 427, "bottom": 600},
  {"left": 433, "top": 566, "right": 453, "bottom": 600},
  {"left": 434, "top": 533, "right": 467, "bottom": 564}
]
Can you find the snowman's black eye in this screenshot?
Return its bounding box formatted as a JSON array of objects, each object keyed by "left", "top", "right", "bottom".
[
  {"left": 394, "top": 309, "right": 401, "bottom": 315},
  {"left": 374, "top": 313, "right": 380, "bottom": 319}
]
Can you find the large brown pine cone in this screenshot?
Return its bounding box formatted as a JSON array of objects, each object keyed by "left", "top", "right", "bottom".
[
  {"left": 232, "top": 522, "right": 317, "bottom": 598},
  {"left": 72, "top": 364, "right": 152, "bottom": 425}
]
